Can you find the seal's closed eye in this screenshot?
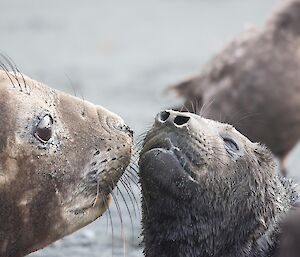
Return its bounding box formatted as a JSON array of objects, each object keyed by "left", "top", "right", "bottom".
[
  {"left": 223, "top": 137, "right": 239, "bottom": 154},
  {"left": 35, "top": 114, "right": 53, "bottom": 143}
]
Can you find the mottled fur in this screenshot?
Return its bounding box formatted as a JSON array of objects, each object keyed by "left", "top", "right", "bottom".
[{"left": 0, "top": 69, "right": 133, "bottom": 256}]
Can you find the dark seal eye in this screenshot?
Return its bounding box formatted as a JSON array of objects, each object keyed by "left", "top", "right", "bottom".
[
  {"left": 223, "top": 137, "right": 239, "bottom": 153},
  {"left": 35, "top": 115, "right": 54, "bottom": 143}
]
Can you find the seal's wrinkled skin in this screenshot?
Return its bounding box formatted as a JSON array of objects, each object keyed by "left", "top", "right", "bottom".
[
  {"left": 170, "top": 0, "right": 300, "bottom": 175},
  {"left": 139, "top": 110, "right": 298, "bottom": 257},
  {"left": 0, "top": 70, "right": 133, "bottom": 256}
]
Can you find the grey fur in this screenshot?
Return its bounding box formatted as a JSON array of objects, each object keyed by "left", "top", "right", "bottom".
[
  {"left": 139, "top": 110, "right": 298, "bottom": 257},
  {"left": 171, "top": 0, "right": 300, "bottom": 172}
]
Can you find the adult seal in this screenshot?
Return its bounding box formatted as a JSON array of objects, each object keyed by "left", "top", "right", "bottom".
[
  {"left": 0, "top": 68, "right": 133, "bottom": 256},
  {"left": 139, "top": 110, "right": 299, "bottom": 257},
  {"left": 170, "top": 0, "right": 300, "bottom": 175}
]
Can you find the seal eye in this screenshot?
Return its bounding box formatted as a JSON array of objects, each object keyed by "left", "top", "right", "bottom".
[
  {"left": 223, "top": 137, "right": 239, "bottom": 153},
  {"left": 35, "top": 115, "right": 53, "bottom": 143}
]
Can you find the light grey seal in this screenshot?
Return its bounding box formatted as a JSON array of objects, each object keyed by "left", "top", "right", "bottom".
[{"left": 0, "top": 67, "right": 133, "bottom": 256}]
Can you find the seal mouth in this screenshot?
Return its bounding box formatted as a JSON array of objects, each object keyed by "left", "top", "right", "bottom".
[{"left": 140, "top": 132, "right": 197, "bottom": 179}]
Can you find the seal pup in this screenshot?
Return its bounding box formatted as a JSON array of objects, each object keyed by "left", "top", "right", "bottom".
[
  {"left": 170, "top": 0, "right": 300, "bottom": 175},
  {"left": 0, "top": 67, "right": 133, "bottom": 256},
  {"left": 139, "top": 110, "right": 298, "bottom": 257}
]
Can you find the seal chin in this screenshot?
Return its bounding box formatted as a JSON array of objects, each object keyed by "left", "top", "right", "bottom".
[
  {"left": 140, "top": 132, "right": 199, "bottom": 180},
  {"left": 28, "top": 194, "right": 112, "bottom": 255},
  {"left": 139, "top": 131, "right": 203, "bottom": 200},
  {"left": 68, "top": 194, "right": 111, "bottom": 218},
  {"left": 140, "top": 147, "right": 199, "bottom": 200},
  {"left": 61, "top": 194, "right": 113, "bottom": 238}
]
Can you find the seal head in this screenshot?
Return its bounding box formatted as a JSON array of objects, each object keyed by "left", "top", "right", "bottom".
[
  {"left": 140, "top": 110, "right": 297, "bottom": 257},
  {"left": 0, "top": 70, "right": 133, "bottom": 256}
]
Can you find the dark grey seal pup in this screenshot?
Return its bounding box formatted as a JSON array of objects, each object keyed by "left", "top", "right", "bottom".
[
  {"left": 0, "top": 68, "right": 133, "bottom": 256},
  {"left": 139, "top": 110, "right": 299, "bottom": 257},
  {"left": 170, "top": 0, "right": 300, "bottom": 175}
]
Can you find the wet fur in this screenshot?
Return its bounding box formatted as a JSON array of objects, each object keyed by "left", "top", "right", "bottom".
[
  {"left": 139, "top": 112, "right": 298, "bottom": 257},
  {"left": 0, "top": 57, "right": 133, "bottom": 256}
]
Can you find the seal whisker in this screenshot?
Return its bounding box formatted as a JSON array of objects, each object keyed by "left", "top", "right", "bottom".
[
  {"left": 122, "top": 173, "right": 140, "bottom": 211},
  {"left": 227, "top": 110, "right": 263, "bottom": 125},
  {"left": 179, "top": 104, "right": 184, "bottom": 112},
  {"left": 105, "top": 196, "right": 115, "bottom": 257},
  {"left": 136, "top": 131, "right": 148, "bottom": 141},
  {"left": 92, "top": 178, "right": 100, "bottom": 207},
  {"left": 0, "top": 63, "right": 16, "bottom": 88},
  {"left": 119, "top": 178, "right": 137, "bottom": 216},
  {"left": 130, "top": 147, "right": 140, "bottom": 161},
  {"left": 124, "top": 170, "right": 139, "bottom": 188},
  {"left": 199, "top": 97, "right": 216, "bottom": 117},
  {"left": 190, "top": 98, "right": 196, "bottom": 114},
  {"left": 120, "top": 177, "right": 137, "bottom": 218},
  {"left": 136, "top": 125, "right": 153, "bottom": 142},
  {"left": 0, "top": 53, "right": 31, "bottom": 94},
  {"left": 126, "top": 169, "right": 139, "bottom": 182},
  {"left": 136, "top": 138, "right": 147, "bottom": 149},
  {"left": 116, "top": 184, "right": 136, "bottom": 243},
  {"left": 124, "top": 177, "right": 139, "bottom": 196},
  {"left": 129, "top": 162, "right": 139, "bottom": 174},
  {"left": 110, "top": 182, "right": 124, "bottom": 227},
  {"left": 64, "top": 73, "right": 78, "bottom": 98},
  {"left": 0, "top": 53, "right": 23, "bottom": 92},
  {"left": 79, "top": 91, "right": 86, "bottom": 117},
  {"left": 181, "top": 100, "right": 189, "bottom": 113},
  {"left": 126, "top": 166, "right": 139, "bottom": 184},
  {"left": 129, "top": 159, "right": 139, "bottom": 170},
  {"left": 195, "top": 96, "right": 201, "bottom": 114},
  {"left": 126, "top": 159, "right": 140, "bottom": 180},
  {"left": 111, "top": 189, "right": 126, "bottom": 257},
  {"left": 130, "top": 155, "right": 140, "bottom": 168},
  {"left": 126, "top": 162, "right": 139, "bottom": 177},
  {"left": 226, "top": 109, "right": 254, "bottom": 125},
  {"left": 99, "top": 190, "right": 110, "bottom": 234},
  {"left": 11, "top": 63, "right": 28, "bottom": 94}
]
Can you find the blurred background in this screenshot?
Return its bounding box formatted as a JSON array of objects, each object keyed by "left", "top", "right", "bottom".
[{"left": 2, "top": 0, "right": 299, "bottom": 256}]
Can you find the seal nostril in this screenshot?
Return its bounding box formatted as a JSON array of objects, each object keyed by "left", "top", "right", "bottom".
[
  {"left": 160, "top": 111, "right": 170, "bottom": 122},
  {"left": 174, "top": 115, "right": 190, "bottom": 126}
]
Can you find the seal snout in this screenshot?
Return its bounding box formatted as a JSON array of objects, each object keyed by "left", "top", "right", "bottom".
[
  {"left": 97, "top": 107, "right": 133, "bottom": 138},
  {"left": 114, "top": 123, "right": 134, "bottom": 137},
  {"left": 108, "top": 117, "right": 133, "bottom": 137},
  {"left": 142, "top": 110, "right": 206, "bottom": 159},
  {"left": 157, "top": 110, "right": 191, "bottom": 128}
]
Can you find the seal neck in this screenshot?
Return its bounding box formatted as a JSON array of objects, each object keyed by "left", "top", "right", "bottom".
[{"left": 141, "top": 176, "right": 292, "bottom": 257}]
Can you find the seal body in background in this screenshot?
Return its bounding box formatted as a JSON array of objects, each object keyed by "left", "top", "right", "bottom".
[
  {"left": 0, "top": 69, "right": 133, "bottom": 256},
  {"left": 139, "top": 110, "right": 298, "bottom": 257},
  {"left": 170, "top": 0, "right": 300, "bottom": 175}
]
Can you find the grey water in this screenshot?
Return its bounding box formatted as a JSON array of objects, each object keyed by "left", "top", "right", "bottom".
[{"left": 1, "top": 0, "right": 299, "bottom": 256}]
